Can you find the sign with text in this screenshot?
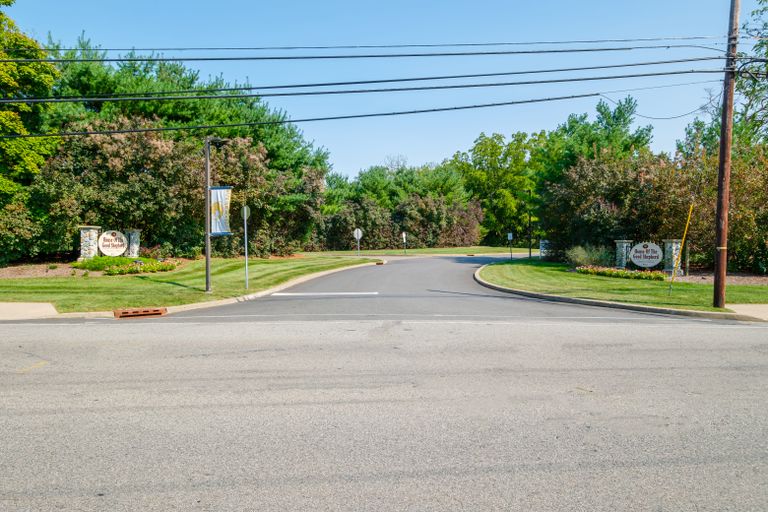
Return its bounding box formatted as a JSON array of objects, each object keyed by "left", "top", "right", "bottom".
[
  {"left": 98, "top": 230, "right": 128, "bottom": 257},
  {"left": 630, "top": 242, "right": 663, "bottom": 268}
]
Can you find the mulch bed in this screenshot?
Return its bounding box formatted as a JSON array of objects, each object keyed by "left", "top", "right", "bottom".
[
  {"left": 0, "top": 263, "right": 99, "bottom": 279},
  {"left": 675, "top": 272, "right": 768, "bottom": 286}
]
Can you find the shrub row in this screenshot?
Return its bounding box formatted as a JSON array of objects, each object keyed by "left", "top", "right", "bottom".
[
  {"left": 576, "top": 265, "right": 667, "bottom": 281},
  {"left": 72, "top": 256, "right": 156, "bottom": 271},
  {"left": 103, "top": 259, "right": 179, "bottom": 276}
]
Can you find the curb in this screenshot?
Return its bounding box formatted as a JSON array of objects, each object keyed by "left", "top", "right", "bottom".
[
  {"left": 473, "top": 264, "right": 765, "bottom": 323},
  {"left": 49, "top": 260, "right": 385, "bottom": 320}
]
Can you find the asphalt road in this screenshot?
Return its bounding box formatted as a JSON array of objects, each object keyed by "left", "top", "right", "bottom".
[{"left": 1, "top": 256, "right": 767, "bottom": 511}]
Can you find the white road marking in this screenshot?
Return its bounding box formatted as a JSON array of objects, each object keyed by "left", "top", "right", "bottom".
[{"left": 271, "top": 292, "right": 379, "bottom": 297}]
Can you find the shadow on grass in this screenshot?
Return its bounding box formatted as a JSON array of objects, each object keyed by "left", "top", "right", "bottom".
[{"left": 134, "top": 275, "right": 204, "bottom": 292}]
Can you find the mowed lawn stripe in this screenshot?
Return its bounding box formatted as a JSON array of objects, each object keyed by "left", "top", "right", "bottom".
[
  {"left": 480, "top": 260, "right": 768, "bottom": 312},
  {"left": 0, "top": 257, "right": 375, "bottom": 313}
]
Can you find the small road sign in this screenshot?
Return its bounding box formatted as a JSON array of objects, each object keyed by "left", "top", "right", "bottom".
[
  {"left": 353, "top": 228, "right": 363, "bottom": 240},
  {"left": 241, "top": 205, "right": 251, "bottom": 220}
]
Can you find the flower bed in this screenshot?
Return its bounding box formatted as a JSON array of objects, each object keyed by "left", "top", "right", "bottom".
[{"left": 576, "top": 265, "right": 667, "bottom": 281}]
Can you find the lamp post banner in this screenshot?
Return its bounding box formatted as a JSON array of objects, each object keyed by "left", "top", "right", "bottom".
[{"left": 210, "top": 186, "right": 233, "bottom": 236}]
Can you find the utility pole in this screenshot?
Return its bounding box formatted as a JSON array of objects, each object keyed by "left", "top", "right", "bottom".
[
  {"left": 204, "top": 137, "right": 212, "bottom": 293},
  {"left": 713, "top": 0, "right": 740, "bottom": 308}
]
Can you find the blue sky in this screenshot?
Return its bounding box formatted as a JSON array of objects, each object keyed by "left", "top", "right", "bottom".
[{"left": 7, "top": 0, "right": 760, "bottom": 176}]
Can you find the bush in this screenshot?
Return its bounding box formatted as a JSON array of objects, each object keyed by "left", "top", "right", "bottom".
[
  {"left": 72, "top": 256, "right": 155, "bottom": 271},
  {"left": 102, "top": 259, "right": 179, "bottom": 276},
  {"left": 565, "top": 245, "right": 613, "bottom": 267},
  {"left": 576, "top": 265, "right": 667, "bottom": 281}
]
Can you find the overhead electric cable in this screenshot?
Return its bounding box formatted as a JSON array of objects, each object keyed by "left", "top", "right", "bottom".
[
  {"left": 600, "top": 89, "right": 722, "bottom": 120},
  {"left": 11, "top": 35, "right": 729, "bottom": 53},
  {"left": 0, "top": 44, "right": 727, "bottom": 64},
  {"left": 0, "top": 69, "right": 724, "bottom": 105},
  {"left": 0, "top": 80, "right": 728, "bottom": 140},
  {"left": 32, "top": 56, "right": 726, "bottom": 100},
  {"left": 598, "top": 79, "right": 723, "bottom": 95}
]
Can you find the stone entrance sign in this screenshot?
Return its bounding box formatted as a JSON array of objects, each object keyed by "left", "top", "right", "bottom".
[
  {"left": 630, "top": 242, "right": 663, "bottom": 268},
  {"left": 98, "top": 230, "right": 128, "bottom": 257}
]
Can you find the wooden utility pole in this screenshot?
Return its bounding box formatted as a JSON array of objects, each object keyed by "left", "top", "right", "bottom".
[{"left": 713, "top": 0, "right": 741, "bottom": 309}]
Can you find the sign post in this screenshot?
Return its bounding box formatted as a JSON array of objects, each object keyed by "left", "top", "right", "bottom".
[
  {"left": 353, "top": 228, "right": 363, "bottom": 256},
  {"left": 402, "top": 231, "right": 407, "bottom": 255},
  {"left": 242, "top": 205, "right": 251, "bottom": 290},
  {"left": 507, "top": 232, "right": 514, "bottom": 260}
]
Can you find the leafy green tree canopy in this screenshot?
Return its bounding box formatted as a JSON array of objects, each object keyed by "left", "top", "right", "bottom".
[
  {"left": 0, "top": 0, "right": 60, "bottom": 193},
  {"left": 450, "top": 132, "right": 534, "bottom": 244}
]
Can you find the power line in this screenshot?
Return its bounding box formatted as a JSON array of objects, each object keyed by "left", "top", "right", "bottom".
[
  {"left": 0, "top": 81, "right": 727, "bottom": 140},
  {"left": 36, "top": 57, "right": 725, "bottom": 100},
  {"left": 0, "top": 44, "right": 727, "bottom": 64},
  {"left": 599, "top": 79, "right": 722, "bottom": 95},
  {"left": 0, "top": 93, "right": 602, "bottom": 139},
  {"left": 13, "top": 35, "right": 729, "bottom": 53},
  {"left": 600, "top": 87, "right": 723, "bottom": 120},
  {"left": 1, "top": 69, "right": 724, "bottom": 105}
]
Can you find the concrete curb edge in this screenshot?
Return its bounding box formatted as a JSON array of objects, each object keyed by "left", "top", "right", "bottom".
[{"left": 473, "top": 264, "right": 765, "bottom": 323}]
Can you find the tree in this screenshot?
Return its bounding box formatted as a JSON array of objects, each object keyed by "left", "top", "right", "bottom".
[
  {"left": 531, "top": 98, "right": 653, "bottom": 252},
  {"left": 450, "top": 132, "right": 534, "bottom": 244},
  {"left": 0, "top": 0, "right": 60, "bottom": 193}
]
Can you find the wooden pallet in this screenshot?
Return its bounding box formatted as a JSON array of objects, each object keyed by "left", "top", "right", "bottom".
[{"left": 113, "top": 307, "right": 168, "bottom": 319}]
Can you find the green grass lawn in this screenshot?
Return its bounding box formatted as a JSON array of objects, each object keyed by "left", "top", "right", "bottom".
[
  {"left": 480, "top": 259, "right": 768, "bottom": 312},
  {"left": 0, "top": 256, "right": 374, "bottom": 313},
  {"left": 304, "top": 246, "right": 536, "bottom": 256}
]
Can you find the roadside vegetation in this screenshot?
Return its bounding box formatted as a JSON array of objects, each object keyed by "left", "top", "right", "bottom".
[
  {"left": 480, "top": 260, "right": 768, "bottom": 312},
  {"left": 2, "top": 0, "right": 768, "bottom": 279},
  {"left": 0, "top": 256, "right": 374, "bottom": 312},
  {"left": 304, "top": 246, "right": 533, "bottom": 256}
]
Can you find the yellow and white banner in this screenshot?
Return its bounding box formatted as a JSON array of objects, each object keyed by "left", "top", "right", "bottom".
[{"left": 210, "top": 186, "right": 233, "bottom": 236}]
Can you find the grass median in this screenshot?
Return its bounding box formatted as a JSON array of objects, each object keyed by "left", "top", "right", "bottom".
[
  {"left": 304, "top": 246, "right": 535, "bottom": 256},
  {"left": 479, "top": 259, "right": 768, "bottom": 312},
  {"left": 0, "top": 256, "right": 375, "bottom": 313}
]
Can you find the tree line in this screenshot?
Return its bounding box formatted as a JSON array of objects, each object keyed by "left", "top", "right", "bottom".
[{"left": 1, "top": 0, "right": 767, "bottom": 273}]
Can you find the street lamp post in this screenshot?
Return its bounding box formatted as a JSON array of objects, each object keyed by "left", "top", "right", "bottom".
[
  {"left": 204, "top": 138, "right": 212, "bottom": 293},
  {"left": 204, "top": 137, "right": 226, "bottom": 293}
]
